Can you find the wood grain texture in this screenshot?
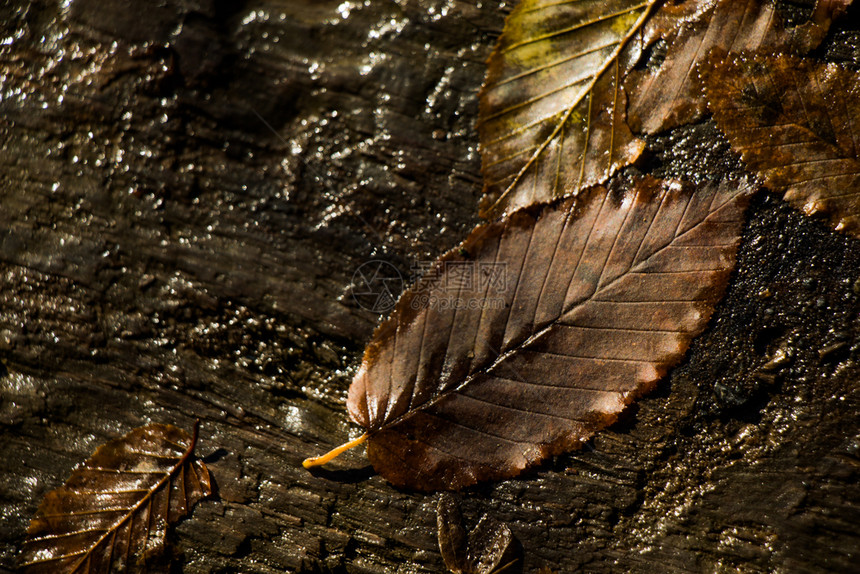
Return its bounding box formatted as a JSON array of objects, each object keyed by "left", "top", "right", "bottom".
[{"left": 1, "top": 0, "right": 858, "bottom": 572}]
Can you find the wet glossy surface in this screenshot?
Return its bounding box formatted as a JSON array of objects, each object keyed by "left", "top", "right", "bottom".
[{"left": 0, "top": 0, "right": 858, "bottom": 572}]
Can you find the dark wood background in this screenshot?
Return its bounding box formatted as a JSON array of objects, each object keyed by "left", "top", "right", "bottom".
[{"left": 1, "top": 0, "right": 858, "bottom": 572}]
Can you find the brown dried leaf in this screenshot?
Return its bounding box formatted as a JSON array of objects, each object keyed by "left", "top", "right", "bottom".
[
  {"left": 346, "top": 176, "right": 753, "bottom": 490},
  {"left": 704, "top": 52, "right": 860, "bottom": 236},
  {"left": 476, "top": 0, "right": 654, "bottom": 218},
  {"left": 437, "top": 493, "right": 516, "bottom": 574},
  {"left": 810, "top": 0, "right": 854, "bottom": 28},
  {"left": 626, "top": 0, "right": 849, "bottom": 135},
  {"left": 20, "top": 422, "right": 212, "bottom": 574}
]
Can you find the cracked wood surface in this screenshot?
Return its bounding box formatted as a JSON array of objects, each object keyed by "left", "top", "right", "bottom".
[{"left": 1, "top": 0, "right": 858, "bottom": 572}]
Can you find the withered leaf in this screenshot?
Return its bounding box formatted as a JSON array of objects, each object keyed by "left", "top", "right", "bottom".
[
  {"left": 477, "top": 0, "right": 653, "bottom": 218},
  {"left": 704, "top": 52, "right": 860, "bottom": 236},
  {"left": 437, "top": 493, "right": 516, "bottom": 574},
  {"left": 625, "top": 0, "right": 850, "bottom": 135},
  {"left": 21, "top": 422, "right": 212, "bottom": 573},
  {"left": 343, "top": 176, "right": 753, "bottom": 490}
]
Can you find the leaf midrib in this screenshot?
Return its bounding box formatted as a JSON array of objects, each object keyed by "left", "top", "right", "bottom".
[{"left": 373, "top": 186, "right": 739, "bottom": 436}]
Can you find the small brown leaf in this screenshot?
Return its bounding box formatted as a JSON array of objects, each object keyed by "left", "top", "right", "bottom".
[
  {"left": 704, "top": 52, "right": 860, "bottom": 236},
  {"left": 477, "top": 0, "right": 653, "bottom": 218},
  {"left": 437, "top": 493, "right": 516, "bottom": 574},
  {"left": 338, "top": 176, "right": 753, "bottom": 490},
  {"left": 626, "top": 0, "right": 849, "bottom": 135},
  {"left": 20, "top": 422, "right": 212, "bottom": 573}
]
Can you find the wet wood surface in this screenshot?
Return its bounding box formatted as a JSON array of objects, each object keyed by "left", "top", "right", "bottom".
[{"left": 1, "top": 0, "right": 858, "bottom": 572}]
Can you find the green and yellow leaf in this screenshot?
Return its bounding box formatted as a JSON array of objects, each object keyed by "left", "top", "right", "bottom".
[{"left": 477, "top": 0, "right": 654, "bottom": 218}]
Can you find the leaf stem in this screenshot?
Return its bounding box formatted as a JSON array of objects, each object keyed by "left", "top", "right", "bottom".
[{"left": 302, "top": 433, "right": 368, "bottom": 468}]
